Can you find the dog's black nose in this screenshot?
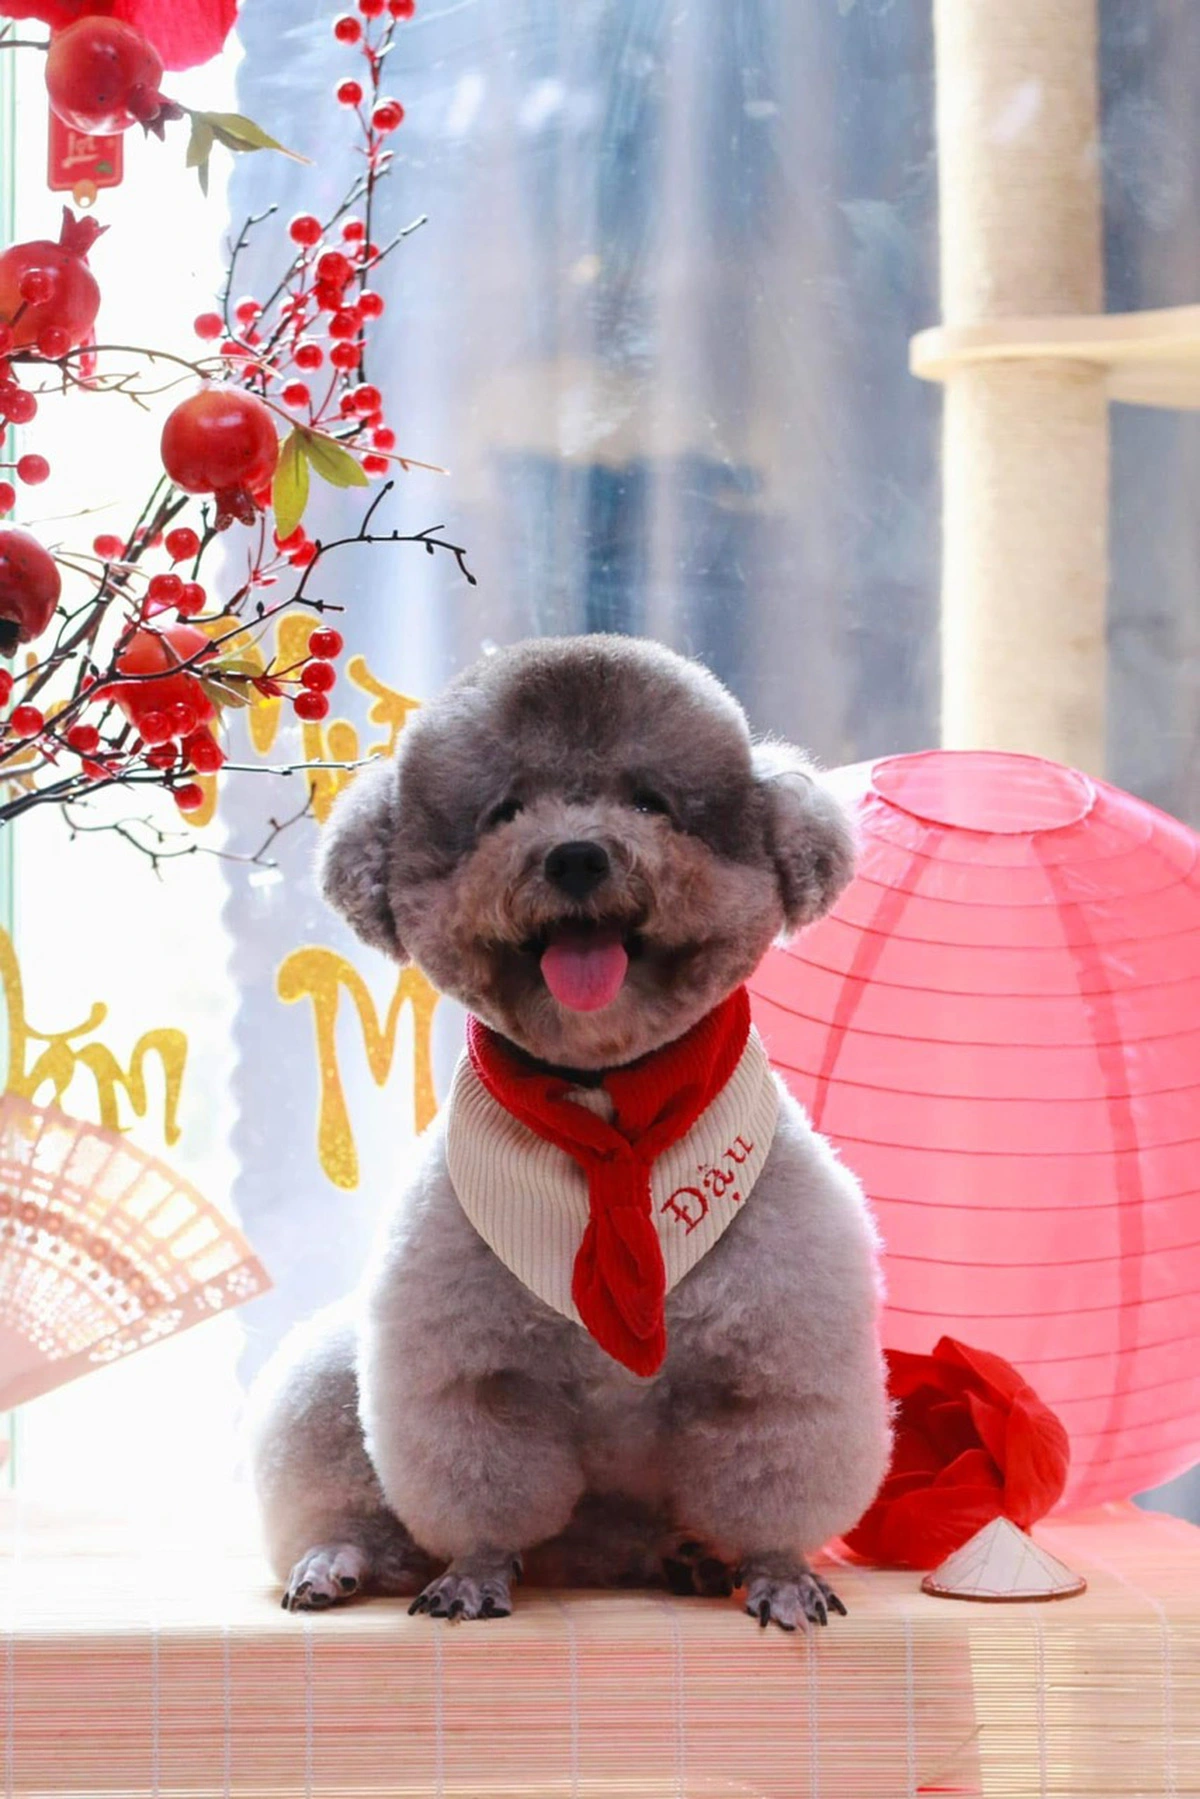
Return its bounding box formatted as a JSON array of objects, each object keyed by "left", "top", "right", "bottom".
[{"left": 544, "top": 840, "right": 611, "bottom": 900}]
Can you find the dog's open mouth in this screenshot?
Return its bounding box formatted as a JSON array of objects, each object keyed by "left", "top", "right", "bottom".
[{"left": 523, "top": 920, "right": 642, "bottom": 1013}]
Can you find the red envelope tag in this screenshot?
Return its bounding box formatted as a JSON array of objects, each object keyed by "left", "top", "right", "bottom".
[{"left": 47, "top": 111, "right": 123, "bottom": 205}]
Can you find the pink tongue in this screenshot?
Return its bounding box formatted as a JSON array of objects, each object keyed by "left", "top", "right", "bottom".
[{"left": 541, "top": 936, "right": 629, "bottom": 1012}]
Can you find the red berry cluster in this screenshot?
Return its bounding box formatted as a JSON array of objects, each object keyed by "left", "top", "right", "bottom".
[
  {"left": 292, "top": 625, "right": 344, "bottom": 722},
  {"left": 331, "top": 0, "right": 408, "bottom": 155}
]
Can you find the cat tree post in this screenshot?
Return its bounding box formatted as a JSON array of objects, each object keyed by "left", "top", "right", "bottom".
[{"left": 934, "top": 0, "right": 1107, "bottom": 772}]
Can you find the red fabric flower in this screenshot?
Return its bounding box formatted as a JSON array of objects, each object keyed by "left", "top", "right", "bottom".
[
  {"left": 843, "top": 1336, "right": 1070, "bottom": 1570},
  {"left": 0, "top": 0, "right": 237, "bottom": 71}
]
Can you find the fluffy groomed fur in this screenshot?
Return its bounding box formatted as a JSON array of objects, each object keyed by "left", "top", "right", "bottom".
[{"left": 247, "top": 634, "right": 889, "bottom": 1629}]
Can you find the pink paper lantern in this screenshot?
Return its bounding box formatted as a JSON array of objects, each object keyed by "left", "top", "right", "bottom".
[{"left": 750, "top": 749, "right": 1200, "bottom": 1508}]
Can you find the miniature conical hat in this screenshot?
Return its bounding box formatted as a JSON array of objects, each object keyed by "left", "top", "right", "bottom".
[{"left": 921, "top": 1517, "right": 1086, "bottom": 1602}]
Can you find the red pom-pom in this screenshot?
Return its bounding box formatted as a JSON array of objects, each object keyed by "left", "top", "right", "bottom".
[{"left": 842, "top": 1336, "right": 1069, "bottom": 1570}]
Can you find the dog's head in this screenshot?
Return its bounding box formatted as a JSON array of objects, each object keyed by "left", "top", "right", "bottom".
[{"left": 319, "top": 635, "right": 854, "bottom": 1069}]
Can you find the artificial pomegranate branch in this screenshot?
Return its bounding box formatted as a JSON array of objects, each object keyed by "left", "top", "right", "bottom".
[{"left": 0, "top": 0, "right": 467, "bottom": 853}]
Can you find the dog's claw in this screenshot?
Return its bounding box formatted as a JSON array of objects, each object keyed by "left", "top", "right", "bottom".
[
  {"left": 410, "top": 1554, "right": 518, "bottom": 1623},
  {"left": 283, "top": 1543, "right": 372, "bottom": 1614},
  {"left": 742, "top": 1564, "right": 845, "bottom": 1632}
]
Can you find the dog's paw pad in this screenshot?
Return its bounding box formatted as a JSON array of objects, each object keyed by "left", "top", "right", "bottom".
[{"left": 282, "top": 1543, "right": 370, "bottom": 1613}]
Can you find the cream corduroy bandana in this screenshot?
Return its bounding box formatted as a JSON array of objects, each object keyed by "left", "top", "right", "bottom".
[{"left": 445, "top": 1028, "right": 780, "bottom": 1335}]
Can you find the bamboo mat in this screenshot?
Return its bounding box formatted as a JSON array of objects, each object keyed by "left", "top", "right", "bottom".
[{"left": 2, "top": 1497, "right": 1198, "bottom": 1797}]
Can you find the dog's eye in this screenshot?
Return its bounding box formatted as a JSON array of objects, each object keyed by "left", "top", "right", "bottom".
[
  {"left": 631, "top": 789, "right": 672, "bottom": 819},
  {"left": 484, "top": 797, "right": 523, "bottom": 831}
]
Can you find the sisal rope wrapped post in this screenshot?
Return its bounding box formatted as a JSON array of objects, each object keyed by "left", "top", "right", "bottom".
[{"left": 934, "top": 0, "right": 1108, "bottom": 772}]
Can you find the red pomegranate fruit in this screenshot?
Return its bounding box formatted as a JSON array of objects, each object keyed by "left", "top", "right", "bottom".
[
  {"left": 0, "top": 529, "right": 62, "bottom": 655},
  {"left": 0, "top": 209, "right": 104, "bottom": 352},
  {"left": 46, "top": 17, "right": 170, "bottom": 136},
  {"left": 161, "top": 388, "right": 280, "bottom": 531},
  {"left": 105, "top": 623, "right": 216, "bottom": 736}
]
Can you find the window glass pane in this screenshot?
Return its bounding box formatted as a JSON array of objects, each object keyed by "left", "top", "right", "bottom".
[{"left": 6, "top": 0, "right": 1200, "bottom": 1524}]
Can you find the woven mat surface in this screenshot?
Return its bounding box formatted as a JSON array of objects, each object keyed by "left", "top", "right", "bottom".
[{"left": 3, "top": 1497, "right": 1198, "bottom": 1797}]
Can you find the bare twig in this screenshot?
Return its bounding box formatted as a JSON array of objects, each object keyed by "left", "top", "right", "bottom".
[
  {"left": 61, "top": 791, "right": 315, "bottom": 877},
  {"left": 12, "top": 344, "right": 221, "bottom": 383},
  {"left": 290, "top": 486, "right": 478, "bottom": 601},
  {"left": 221, "top": 205, "right": 279, "bottom": 335}
]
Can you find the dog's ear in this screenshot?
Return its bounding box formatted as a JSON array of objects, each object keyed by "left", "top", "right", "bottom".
[
  {"left": 752, "top": 741, "right": 856, "bottom": 933},
  {"left": 316, "top": 754, "right": 407, "bottom": 961}
]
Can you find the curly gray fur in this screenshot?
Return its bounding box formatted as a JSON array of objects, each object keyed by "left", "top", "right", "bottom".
[{"left": 248, "top": 634, "right": 890, "bottom": 1628}]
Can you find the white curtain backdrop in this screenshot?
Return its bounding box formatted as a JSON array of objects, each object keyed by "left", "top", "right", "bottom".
[{"left": 218, "top": 0, "right": 1200, "bottom": 1517}]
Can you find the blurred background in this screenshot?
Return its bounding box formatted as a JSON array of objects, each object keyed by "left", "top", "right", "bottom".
[{"left": 7, "top": 0, "right": 1200, "bottom": 1521}]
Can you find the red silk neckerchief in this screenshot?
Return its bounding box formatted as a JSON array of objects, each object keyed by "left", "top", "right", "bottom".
[{"left": 465, "top": 987, "right": 752, "bottom": 1375}]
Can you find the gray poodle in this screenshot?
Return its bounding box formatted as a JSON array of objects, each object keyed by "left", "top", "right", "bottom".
[{"left": 247, "top": 634, "right": 890, "bottom": 1630}]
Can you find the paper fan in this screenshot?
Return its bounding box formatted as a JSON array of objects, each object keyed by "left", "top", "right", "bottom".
[
  {"left": 921, "top": 1519, "right": 1086, "bottom": 1603},
  {"left": 0, "top": 1093, "right": 271, "bottom": 1409}
]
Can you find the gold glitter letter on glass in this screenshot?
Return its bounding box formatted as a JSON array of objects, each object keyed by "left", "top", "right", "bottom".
[{"left": 277, "top": 948, "right": 439, "bottom": 1189}]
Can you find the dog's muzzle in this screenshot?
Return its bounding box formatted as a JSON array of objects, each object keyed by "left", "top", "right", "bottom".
[{"left": 544, "top": 840, "right": 611, "bottom": 902}]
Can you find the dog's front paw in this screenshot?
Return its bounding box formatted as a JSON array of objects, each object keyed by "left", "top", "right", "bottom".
[
  {"left": 283, "top": 1543, "right": 370, "bottom": 1612},
  {"left": 739, "top": 1560, "right": 847, "bottom": 1632},
  {"left": 409, "top": 1551, "right": 522, "bottom": 1622},
  {"left": 661, "top": 1535, "right": 736, "bottom": 1599}
]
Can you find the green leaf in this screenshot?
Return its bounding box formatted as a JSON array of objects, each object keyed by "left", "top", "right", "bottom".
[
  {"left": 190, "top": 109, "right": 306, "bottom": 162},
  {"left": 300, "top": 428, "right": 370, "bottom": 491},
  {"left": 272, "top": 428, "right": 310, "bottom": 541},
  {"left": 186, "top": 115, "right": 214, "bottom": 195},
  {"left": 199, "top": 677, "right": 251, "bottom": 712},
  {"left": 216, "top": 656, "right": 267, "bottom": 680},
  {"left": 187, "top": 115, "right": 214, "bottom": 166}
]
